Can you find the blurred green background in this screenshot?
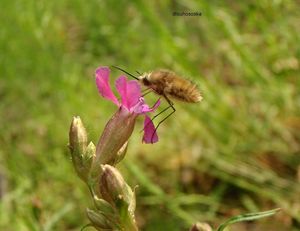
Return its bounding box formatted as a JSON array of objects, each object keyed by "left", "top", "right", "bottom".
[{"left": 1, "top": 0, "right": 300, "bottom": 230}]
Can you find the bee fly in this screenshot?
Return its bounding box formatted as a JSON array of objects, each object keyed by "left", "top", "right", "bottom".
[{"left": 112, "top": 66, "right": 203, "bottom": 141}]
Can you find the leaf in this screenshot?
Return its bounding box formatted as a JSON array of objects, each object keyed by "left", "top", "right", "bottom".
[{"left": 216, "top": 208, "right": 281, "bottom": 231}]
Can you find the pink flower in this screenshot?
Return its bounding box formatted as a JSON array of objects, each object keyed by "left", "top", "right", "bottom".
[
  {"left": 96, "top": 66, "right": 160, "bottom": 141},
  {"left": 92, "top": 66, "right": 160, "bottom": 167}
]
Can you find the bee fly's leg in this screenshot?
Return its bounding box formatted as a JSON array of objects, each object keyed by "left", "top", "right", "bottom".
[
  {"left": 150, "top": 95, "right": 176, "bottom": 143},
  {"left": 136, "top": 70, "right": 142, "bottom": 75},
  {"left": 150, "top": 104, "right": 171, "bottom": 121},
  {"left": 140, "top": 97, "right": 169, "bottom": 133}
]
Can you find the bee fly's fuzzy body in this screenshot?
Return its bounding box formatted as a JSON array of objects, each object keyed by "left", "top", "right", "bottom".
[{"left": 140, "top": 70, "right": 202, "bottom": 103}]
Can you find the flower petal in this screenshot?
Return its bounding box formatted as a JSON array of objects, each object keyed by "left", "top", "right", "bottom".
[
  {"left": 132, "top": 98, "right": 161, "bottom": 114},
  {"left": 116, "top": 76, "right": 141, "bottom": 110},
  {"left": 142, "top": 115, "right": 158, "bottom": 144},
  {"left": 95, "top": 67, "right": 119, "bottom": 106}
]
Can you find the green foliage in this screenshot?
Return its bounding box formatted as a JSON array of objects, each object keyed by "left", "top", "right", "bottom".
[{"left": 1, "top": 0, "right": 299, "bottom": 230}]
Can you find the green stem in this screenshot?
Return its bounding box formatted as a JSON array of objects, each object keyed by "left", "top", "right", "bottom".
[{"left": 122, "top": 216, "right": 139, "bottom": 231}]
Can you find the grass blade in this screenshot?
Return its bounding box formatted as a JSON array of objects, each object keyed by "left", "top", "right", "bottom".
[{"left": 217, "top": 208, "right": 281, "bottom": 231}]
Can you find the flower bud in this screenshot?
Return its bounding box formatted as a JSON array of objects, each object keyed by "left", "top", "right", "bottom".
[
  {"left": 93, "top": 196, "right": 115, "bottom": 216},
  {"left": 189, "top": 222, "right": 212, "bottom": 231},
  {"left": 99, "top": 165, "right": 135, "bottom": 213},
  {"left": 69, "top": 116, "right": 94, "bottom": 182},
  {"left": 69, "top": 116, "right": 87, "bottom": 154},
  {"left": 86, "top": 208, "right": 115, "bottom": 230},
  {"left": 84, "top": 142, "right": 96, "bottom": 168}
]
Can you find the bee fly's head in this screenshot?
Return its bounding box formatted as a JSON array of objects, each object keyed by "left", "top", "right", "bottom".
[{"left": 139, "top": 73, "right": 151, "bottom": 86}]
